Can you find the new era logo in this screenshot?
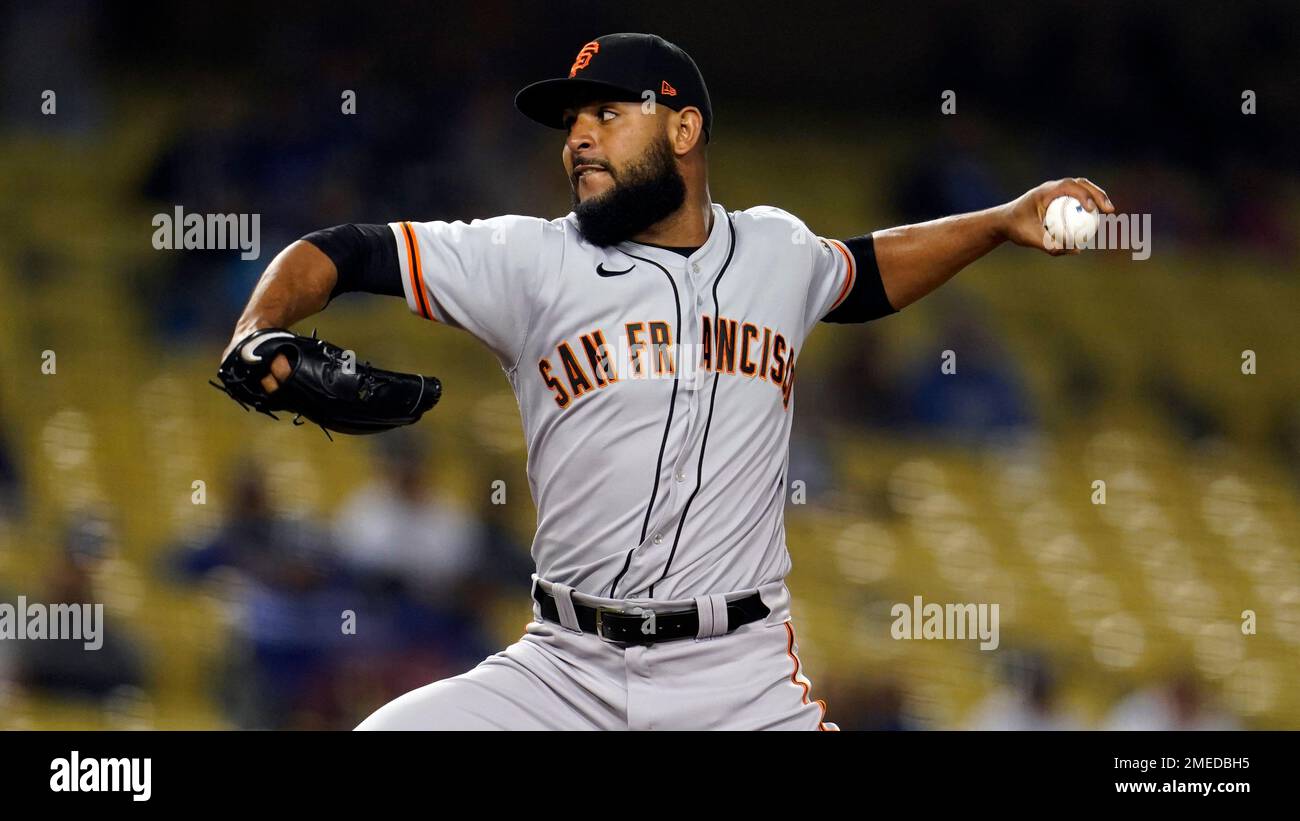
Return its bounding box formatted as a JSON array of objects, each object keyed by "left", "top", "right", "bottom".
[{"left": 661, "top": 80, "right": 677, "bottom": 96}]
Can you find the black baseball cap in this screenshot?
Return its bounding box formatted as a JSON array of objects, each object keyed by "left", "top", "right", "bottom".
[{"left": 515, "top": 33, "right": 713, "bottom": 141}]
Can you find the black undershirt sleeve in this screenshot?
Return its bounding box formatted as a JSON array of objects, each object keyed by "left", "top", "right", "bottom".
[
  {"left": 300, "top": 223, "right": 404, "bottom": 301},
  {"left": 821, "top": 233, "right": 897, "bottom": 324}
]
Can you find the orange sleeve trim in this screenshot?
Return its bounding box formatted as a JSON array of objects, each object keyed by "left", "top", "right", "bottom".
[
  {"left": 400, "top": 221, "right": 435, "bottom": 322},
  {"left": 827, "top": 238, "right": 856, "bottom": 312},
  {"left": 784, "top": 621, "right": 834, "bottom": 731}
]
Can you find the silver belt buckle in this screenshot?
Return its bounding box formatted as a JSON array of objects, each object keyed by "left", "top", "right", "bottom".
[
  {"left": 594, "top": 605, "right": 623, "bottom": 640},
  {"left": 594, "top": 604, "right": 658, "bottom": 641}
]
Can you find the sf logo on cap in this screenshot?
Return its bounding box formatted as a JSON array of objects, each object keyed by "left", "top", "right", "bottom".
[{"left": 569, "top": 41, "right": 599, "bottom": 77}]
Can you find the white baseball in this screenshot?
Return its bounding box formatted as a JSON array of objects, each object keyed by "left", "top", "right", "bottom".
[{"left": 1042, "top": 195, "right": 1099, "bottom": 250}]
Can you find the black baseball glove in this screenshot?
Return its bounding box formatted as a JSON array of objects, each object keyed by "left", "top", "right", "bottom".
[{"left": 211, "top": 328, "right": 441, "bottom": 437}]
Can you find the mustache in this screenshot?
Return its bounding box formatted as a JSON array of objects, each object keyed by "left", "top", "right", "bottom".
[
  {"left": 570, "top": 134, "right": 685, "bottom": 247},
  {"left": 570, "top": 157, "right": 614, "bottom": 184}
]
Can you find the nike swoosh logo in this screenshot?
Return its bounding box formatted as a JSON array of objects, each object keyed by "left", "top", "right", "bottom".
[{"left": 596, "top": 263, "right": 635, "bottom": 277}]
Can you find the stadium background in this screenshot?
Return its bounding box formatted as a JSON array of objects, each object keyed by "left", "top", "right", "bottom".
[{"left": 0, "top": 0, "right": 1297, "bottom": 730}]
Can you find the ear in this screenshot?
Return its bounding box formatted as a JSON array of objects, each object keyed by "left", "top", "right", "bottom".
[{"left": 669, "top": 107, "right": 705, "bottom": 156}]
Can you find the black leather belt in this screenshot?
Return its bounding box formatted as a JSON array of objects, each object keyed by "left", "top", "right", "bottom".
[{"left": 533, "top": 585, "right": 770, "bottom": 645}]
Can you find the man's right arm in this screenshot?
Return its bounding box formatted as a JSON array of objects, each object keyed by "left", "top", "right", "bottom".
[
  {"left": 222, "top": 240, "right": 338, "bottom": 392},
  {"left": 223, "top": 224, "right": 404, "bottom": 393},
  {"left": 224, "top": 216, "right": 554, "bottom": 390}
]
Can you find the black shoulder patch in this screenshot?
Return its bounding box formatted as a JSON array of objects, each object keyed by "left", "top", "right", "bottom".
[
  {"left": 302, "top": 223, "right": 403, "bottom": 301},
  {"left": 821, "top": 233, "right": 897, "bottom": 324}
]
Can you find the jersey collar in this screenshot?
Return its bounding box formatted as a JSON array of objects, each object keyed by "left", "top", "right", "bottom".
[{"left": 615, "top": 203, "right": 729, "bottom": 272}]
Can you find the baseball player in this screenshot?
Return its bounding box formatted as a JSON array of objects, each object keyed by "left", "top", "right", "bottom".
[{"left": 221, "top": 33, "right": 1114, "bottom": 730}]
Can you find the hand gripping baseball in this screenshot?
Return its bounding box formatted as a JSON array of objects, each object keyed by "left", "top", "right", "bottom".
[{"left": 211, "top": 328, "right": 442, "bottom": 438}]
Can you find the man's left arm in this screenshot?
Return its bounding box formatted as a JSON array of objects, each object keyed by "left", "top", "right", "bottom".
[{"left": 874, "top": 177, "right": 1114, "bottom": 310}]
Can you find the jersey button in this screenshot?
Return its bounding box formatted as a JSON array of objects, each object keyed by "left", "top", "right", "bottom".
[
  {"left": 691, "top": 262, "right": 700, "bottom": 273},
  {"left": 653, "top": 533, "right": 663, "bottom": 544},
  {"left": 675, "top": 471, "right": 686, "bottom": 482}
]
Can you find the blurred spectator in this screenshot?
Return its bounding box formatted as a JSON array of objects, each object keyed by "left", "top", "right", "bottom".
[
  {"left": 787, "top": 429, "right": 837, "bottom": 503},
  {"left": 0, "top": 410, "right": 22, "bottom": 522},
  {"left": 1220, "top": 160, "right": 1297, "bottom": 261},
  {"left": 165, "top": 453, "right": 505, "bottom": 728},
  {"left": 0, "top": 2, "right": 106, "bottom": 133},
  {"left": 904, "top": 309, "right": 1032, "bottom": 443},
  {"left": 171, "top": 461, "right": 335, "bottom": 585},
  {"left": 332, "top": 436, "right": 485, "bottom": 599},
  {"left": 168, "top": 461, "right": 351, "bottom": 728},
  {"left": 1142, "top": 364, "right": 1222, "bottom": 444},
  {"left": 1267, "top": 400, "right": 1300, "bottom": 489},
  {"left": 966, "top": 651, "right": 1081, "bottom": 730},
  {"left": 327, "top": 438, "right": 502, "bottom": 726},
  {"left": 15, "top": 517, "right": 145, "bottom": 702},
  {"left": 820, "top": 676, "right": 915, "bottom": 731},
  {"left": 892, "top": 122, "right": 1006, "bottom": 224},
  {"left": 469, "top": 466, "right": 536, "bottom": 592},
  {"left": 1103, "top": 673, "right": 1239, "bottom": 731},
  {"left": 1051, "top": 337, "right": 1107, "bottom": 423},
  {"left": 818, "top": 330, "right": 905, "bottom": 431}
]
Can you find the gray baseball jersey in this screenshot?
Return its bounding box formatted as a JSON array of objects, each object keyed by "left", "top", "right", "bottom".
[
  {"left": 390, "top": 203, "right": 867, "bottom": 603},
  {"left": 352, "top": 202, "right": 888, "bottom": 730}
]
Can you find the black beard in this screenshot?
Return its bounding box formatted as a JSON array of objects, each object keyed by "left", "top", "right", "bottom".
[{"left": 571, "top": 137, "right": 686, "bottom": 247}]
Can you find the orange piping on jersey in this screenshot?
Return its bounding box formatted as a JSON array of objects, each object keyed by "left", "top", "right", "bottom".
[
  {"left": 784, "top": 621, "right": 834, "bottom": 731},
  {"left": 401, "top": 221, "right": 435, "bottom": 322},
  {"left": 827, "top": 238, "right": 856, "bottom": 312}
]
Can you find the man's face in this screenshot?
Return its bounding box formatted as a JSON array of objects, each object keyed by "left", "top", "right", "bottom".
[
  {"left": 562, "top": 100, "right": 658, "bottom": 202},
  {"left": 560, "top": 100, "right": 687, "bottom": 246}
]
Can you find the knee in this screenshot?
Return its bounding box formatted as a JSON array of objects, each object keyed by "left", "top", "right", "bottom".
[
  {"left": 354, "top": 680, "right": 462, "bottom": 731},
  {"left": 356, "top": 675, "right": 517, "bottom": 731}
]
